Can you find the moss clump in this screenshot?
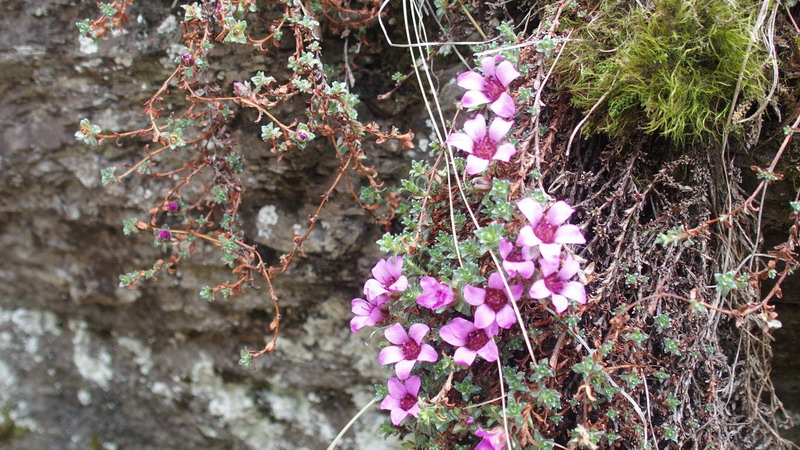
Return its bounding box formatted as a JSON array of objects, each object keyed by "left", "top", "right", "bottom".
[{"left": 559, "top": 0, "right": 768, "bottom": 142}]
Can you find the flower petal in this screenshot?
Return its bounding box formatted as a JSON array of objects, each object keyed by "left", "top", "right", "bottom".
[
  {"left": 440, "top": 318, "right": 473, "bottom": 345},
  {"left": 368, "top": 306, "right": 387, "bottom": 324},
  {"left": 558, "top": 256, "right": 580, "bottom": 279},
  {"left": 380, "top": 394, "right": 400, "bottom": 411},
  {"left": 447, "top": 132, "right": 474, "bottom": 153},
  {"left": 481, "top": 56, "right": 497, "bottom": 78},
  {"left": 453, "top": 347, "right": 477, "bottom": 366},
  {"left": 517, "top": 198, "right": 543, "bottom": 224},
  {"left": 461, "top": 90, "right": 490, "bottom": 108},
  {"left": 551, "top": 294, "right": 569, "bottom": 313},
  {"left": 561, "top": 281, "right": 587, "bottom": 303},
  {"left": 539, "top": 243, "right": 562, "bottom": 265},
  {"left": 408, "top": 323, "right": 430, "bottom": 344},
  {"left": 490, "top": 92, "right": 516, "bottom": 118},
  {"left": 371, "top": 259, "right": 389, "bottom": 282},
  {"left": 496, "top": 60, "right": 520, "bottom": 87},
  {"left": 509, "top": 283, "right": 524, "bottom": 300},
  {"left": 457, "top": 71, "right": 486, "bottom": 90},
  {"left": 546, "top": 201, "right": 575, "bottom": 225},
  {"left": 529, "top": 280, "right": 551, "bottom": 299},
  {"left": 378, "top": 346, "right": 404, "bottom": 365},
  {"left": 351, "top": 298, "right": 371, "bottom": 315},
  {"left": 390, "top": 408, "right": 408, "bottom": 426},
  {"left": 364, "top": 279, "right": 387, "bottom": 300},
  {"left": 488, "top": 117, "right": 513, "bottom": 143},
  {"left": 516, "top": 225, "right": 541, "bottom": 247},
  {"left": 554, "top": 224, "right": 586, "bottom": 244},
  {"left": 476, "top": 338, "right": 498, "bottom": 362},
  {"left": 492, "top": 143, "right": 516, "bottom": 163},
  {"left": 350, "top": 316, "right": 369, "bottom": 334},
  {"left": 463, "top": 114, "right": 487, "bottom": 141},
  {"left": 466, "top": 155, "right": 490, "bottom": 175},
  {"left": 473, "top": 304, "right": 497, "bottom": 330},
  {"left": 406, "top": 403, "right": 421, "bottom": 418},
  {"left": 495, "top": 305, "right": 516, "bottom": 329},
  {"left": 395, "top": 359, "right": 416, "bottom": 380},
  {"left": 417, "top": 344, "right": 438, "bottom": 363},
  {"left": 498, "top": 238, "right": 513, "bottom": 259},
  {"left": 405, "top": 376, "right": 421, "bottom": 396},
  {"left": 487, "top": 272, "right": 504, "bottom": 290},
  {"left": 463, "top": 285, "right": 486, "bottom": 306},
  {"left": 419, "top": 276, "right": 437, "bottom": 290},
  {"left": 384, "top": 323, "right": 409, "bottom": 345},
  {"left": 539, "top": 255, "right": 560, "bottom": 276},
  {"left": 387, "top": 377, "right": 406, "bottom": 399},
  {"left": 389, "top": 275, "right": 408, "bottom": 293}
]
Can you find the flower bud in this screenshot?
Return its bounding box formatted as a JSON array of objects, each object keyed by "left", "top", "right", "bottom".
[
  {"left": 180, "top": 53, "right": 195, "bottom": 67},
  {"left": 470, "top": 176, "right": 493, "bottom": 193},
  {"left": 157, "top": 229, "right": 171, "bottom": 240}
]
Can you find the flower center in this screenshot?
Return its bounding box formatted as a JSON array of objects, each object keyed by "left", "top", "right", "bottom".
[
  {"left": 466, "top": 330, "right": 490, "bottom": 351},
  {"left": 506, "top": 246, "right": 524, "bottom": 262},
  {"left": 533, "top": 219, "right": 558, "bottom": 243},
  {"left": 544, "top": 274, "right": 564, "bottom": 295},
  {"left": 484, "top": 288, "right": 507, "bottom": 312},
  {"left": 483, "top": 77, "right": 505, "bottom": 102},
  {"left": 402, "top": 339, "right": 421, "bottom": 360},
  {"left": 473, "top": 137, "right": 496, "bottom": 160},
  {"left": 399, "top": 394, "right": 417, "bottom": 411}
]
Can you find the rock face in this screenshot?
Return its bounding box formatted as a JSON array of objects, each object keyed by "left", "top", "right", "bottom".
[{"left": 0, "top": 1, "right": 431, "bottom": 448}]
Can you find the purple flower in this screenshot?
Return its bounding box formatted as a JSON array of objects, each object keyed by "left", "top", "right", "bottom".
[
  {"left": 350, "top": 295, "right": 389, "bottom": 334},
  {"left": 416, "top": 277, "right": 455, "bottom": 310},
  {"left": 380, "top": 376, "right": 421, "bottom": 426},
  {"left": 439, "top": 318, "right": 498, "bottom": 366},
  {"left": 529, "top": 256, "right": 587, "bottom": 313},
  {"left": 180, "top": 53, "right": 195, "bottom": 67},
  {"left": 499, "top": 237, "right": 535, "bottom": 279},
  {"left": 456, "top": 55, "right": 520, "bottom": 118},
  {"left": 378, "top": 323, "right": 438, "bottom": 380},
  {"left": 516, "top": 199, "right": 586, "bottom": 265},
  {"left": 157, "top": 229, "right": 171, "bottom": 240},
  {"left": 364, "top": 256, "right": 408, "bottom": 300},
  {"left": 167, "top": 202, "right": 180, "bottom": 212},
  {"left": 464, "top": 273, "right": 523, "bottom": 334},
  {"left": 446, "top": 114, "right": 516, "bottom": 175},
  {"left": 475, "top": 426, "right": 508, "bottom": 450}
]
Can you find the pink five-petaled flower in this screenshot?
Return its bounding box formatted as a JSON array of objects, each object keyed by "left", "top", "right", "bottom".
[
  {"left": 499, "top": 237, "right": 536, "bottom": 279},
  {"left": 457, "top": 55, "right": 520, "bottom": 118},
  {"left": 416, "top": 277, "right": 455, "bottom": 310},
  {"left": 364, "top": 256, "right": 408, "bottom": 300},
  {"left": 378, "top": 323, "right": 438, "bottom": 380},
  {"left": 529, "top": 255, "right": 587, "bottom": 313},
  {"left": 380, "top": 376, "right": 421, "bottom": 426},
  {"left": 439, "top": 318, "right": 498, "bottom": 366},
  {"left": 475, "top": 426, "right": 508, "bottom": 450},
  {"left": 516, "top": 198, "right": 586, "bottom": 265},
  {"left": 446, "top": 114, "right": 516, "bottom": 175},
  {"left": 349, "top": 294, "right": 389, "bottom": 334},
  {"left": 464, "top": 272, "right": 523, "bottom": 335}
]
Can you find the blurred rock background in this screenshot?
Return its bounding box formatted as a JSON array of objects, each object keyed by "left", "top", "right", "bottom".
[{"left": 0, "top": 1, "right": 438, "bottom": 448}]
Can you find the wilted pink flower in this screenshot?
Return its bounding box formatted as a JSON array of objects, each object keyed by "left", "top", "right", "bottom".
[
  {"left": 516, "top": 199, "right": 585, "bottom": 265},
  {"left": 157, "top": 229, "right": 171, "bottom": 240},
  {"left": 439, "top": 317, "right": 498, "bottom": 366},
  {"left": 476, "top": 426, "right": 508, "bottom": 450},
  {"left": 364, "top": 256, "right": 408, "bottom": 300},
  {"left": 529, "top": 256, "right": 587, "bottom": 313},
  {"left": 416, "top": 277, "right": 455, "bottom": 310},
  {"left": 499, "top": 237, "right": 535, "bottom": 279},
  {"left": 180, "top": 53, "right": 195, "bottom": 67},
  {"left": 380, "top": 376, "right": 421, "bottom": 426},
  {"left": 446, "top": 114, "right": 516, "bottom": 175},
  {"left": 464, "top": 273, "right": 523, "bottom": 334},
  {"left": 233, "top": 81, "right": 251, "bottom": 96},
  {"left": 457, "top": 55, "right": 520, "bottom": 118},
  {"left": 379, "top": 323, "right": 438, "bottom": 379},
  {"left": 350, "top": 295, "right": 389, "bottom": 334}
]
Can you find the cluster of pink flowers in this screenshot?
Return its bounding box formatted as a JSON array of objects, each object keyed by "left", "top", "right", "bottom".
[
  {"left": 346, "top": 57, "right": 590, "bottom": 447},
  {"left": 447, "top": 55, "right": 520, "bottom": 175}
]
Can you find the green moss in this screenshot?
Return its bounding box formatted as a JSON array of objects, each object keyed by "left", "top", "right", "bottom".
[
  {"left": 559, "top": 0, "right": 768, "bottom": 142},
  {"left": 0, "top": 407, "right": 29, "bottom": 444}
]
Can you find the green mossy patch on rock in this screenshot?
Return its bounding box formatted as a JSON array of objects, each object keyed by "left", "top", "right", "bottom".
[{"left": 559, "top": 0, "right": 769, "bottom": 142}]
